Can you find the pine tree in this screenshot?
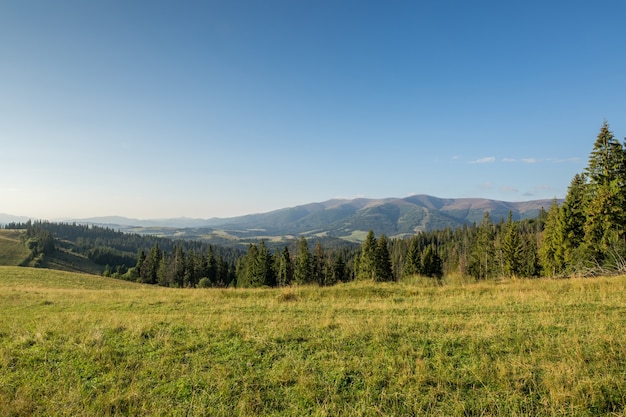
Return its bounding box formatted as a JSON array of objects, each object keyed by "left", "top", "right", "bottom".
[
  {"left": 521, "top": 233, "right": 540, "bottom": 277},
  {"left": 157, "top": 253, "right": 170, "bottom": 286},
  {"left": 421, "top": 244, "right": 443, "bottom": 279},
  {"left": 173, "top": 246, "right": 186, "bottom": 287},
  {"left": 140, "top": 244, "right": 162, "bottom": 284},
  {"left": 502, "top": 211, "right": 522, "bottom": 277},
  {"left": 586, "top": 121, "right": 626, "bottom": 187},
  {"left": 184, "top": 249, "right": 198, "bottom": 287},
  {"left": 374, "top": 234, "right": 393, "bottom": 282},
  {"left": 275, "top": 246, "right": 293, "bottom": 287},
  {"left": 403, "top": 236, "right": 422, "bottom": 277},
  {"left": 258, "top": 240, "right": 275, "bottom": 287},
  {"left": 469, "top": 212, "right": 495, "bottom": 279},
  {"left": 583, "top": 121, "right": 626, "bottom": 255},
  {"left": 238, "top": 244, "right": 260, "bottom": 287},
  {"left": 561, "top": 173, "right": 588, "bottom": 264},
  {"left": 131, "top": 249, "right": 146, "bottom": 282},
  {"left": 312, "top": 242, "right": 327, "bottom": 285},
  {"left": 329, "top": 254, "right": 348, "bottom": 285},
  {"left": 357, "top": 230, "right": 377, "bottom": 280},
  {"left": 294, "top": 237, "right": 312, "bottom": 285},
  {"left": 539, "top": 200, "right": 565, "bottom": 276},
  {"left": 206, "top": 246, "right": 218, "bottom": 285}
]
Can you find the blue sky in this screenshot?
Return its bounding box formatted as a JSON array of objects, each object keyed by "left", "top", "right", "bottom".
[{"left": 1, "top": 1, "right": 625, "bottom": 219}]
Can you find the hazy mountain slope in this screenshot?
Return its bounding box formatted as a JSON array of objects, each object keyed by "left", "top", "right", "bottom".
[
  {"left": 22, "top": 195, "right": 555, "bottom": 243},
  {"left": 201, "top": 195, "right": 553, "bottom": 240},
  {"left": 0, "top": 213, "right": 34, "bottom": 225}
]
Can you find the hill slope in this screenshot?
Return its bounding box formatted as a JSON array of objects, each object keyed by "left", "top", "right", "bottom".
[
  {"left": 0, "top": 230, "right": 31, "bottom": 265},
  {"left": 0, "top": 265, "right": 141, "bottom": 290},
  {"left": 64, "top": 195, "right": 554, "bottom": 243},
  {"left": 0, "top": 229, "right": 104, "bottom": 274},
  {"left": 214, "top": 195, "right": 552, "bottom": 238}
]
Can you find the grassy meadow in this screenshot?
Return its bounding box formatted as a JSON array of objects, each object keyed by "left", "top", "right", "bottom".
[{"left": 1, "top": 266, "right": 625, "bottom": 416}]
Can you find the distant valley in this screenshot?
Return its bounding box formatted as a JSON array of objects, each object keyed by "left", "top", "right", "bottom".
[{"left": 3, "top": 195, "right": 556, "bottom": 245}]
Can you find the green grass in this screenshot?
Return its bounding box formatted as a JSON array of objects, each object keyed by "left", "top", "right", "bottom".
[
  {"left": 0, "top": 230, "right": 30, "bottom": 265},
  {"left": 1, "top": 266, "right": 625, "bottom": 416}
]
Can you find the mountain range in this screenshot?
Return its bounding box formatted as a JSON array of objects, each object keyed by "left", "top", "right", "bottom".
[{"left": 1, "top": 195, "right": 555, "bottom": 243}]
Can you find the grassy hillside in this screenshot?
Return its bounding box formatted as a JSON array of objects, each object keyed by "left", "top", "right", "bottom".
[
  {"left": 38, "top": 247, "right": 104, "bottom": 275},
  {"left": 0, "top": 266, "right": 139, "bottom": 290},
  {"left": 0, "top": 229, "right": 104, "bottom": 274},
  {"left": 0, "top": 230, "right": 30, "bottom": 265},
  {"left": 1, "top": 267, "right": 625, "bottom": 416}
]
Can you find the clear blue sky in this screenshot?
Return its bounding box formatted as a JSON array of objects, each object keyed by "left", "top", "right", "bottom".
[{"left": 1, "top": 0, "right": 625, "bottom": 220}]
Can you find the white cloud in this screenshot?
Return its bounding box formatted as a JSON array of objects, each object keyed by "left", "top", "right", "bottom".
[
  {"left": 521, "top": 158, "right": 538, "bottom": 164},
  {"left": 469, "top": 156, "right": 495, "bottom": 164}
]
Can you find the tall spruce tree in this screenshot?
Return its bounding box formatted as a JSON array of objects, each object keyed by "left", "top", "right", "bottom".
[
  {"left": 403, "top": 236, "right": 422, "bottom": 277},
  {"left": 206, "top": 246, "right": 218, "bottom": 285},
  {"left": 502, "top": 211, "right": 522, "bottom": 277},
  {"left": 329, "top": 254, "right": 348, "bottom": 284},
  {"left": 357, "top": 230, "right": 377, "bottom": 280},
  {"left": 294, "top": 237, "right": 312, "bottom": 285},
  {"left": 561, "top": 174, "right": 587, "bottom": 253},
  {"left": 421, "top": 244, "right": 443, "bottom": 279},
  {"left": 258, "top": 240, "right": 275, "bottom": 287},
  {"left": 374, "top": 234, "right": 393, "bottom": 282},
  {"left": 539, "top": 200, "right": 565, "bottom": 276},
  {"left": 140, "top": 243, "right": 162, "bottom": 285},
  {"left": 173, "top": 246, "right": 186, "bottom": 287},
  {"left": 312, "top": 241, "right": 327, "bottom": 285},
  {"left": 274, "top": 246, "right": 293, "bottom": 287},
  {"left": 583, "top": 121, "right": 626, "bottom": 255},
  {"left": 237, "top": 244, "right": 260, "bottom": 287},
  {"left": 470, "top": 212, "right": 495, "bottom": 279}
]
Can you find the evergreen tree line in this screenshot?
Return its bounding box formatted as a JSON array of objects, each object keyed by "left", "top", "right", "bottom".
[
  {"left": 235, "top": 237, "right": 354, "bottom": 288},
  {"left": 387, "top": 212, "right": 543, "bottom": 281},
  {"left": 119, "top": 243, "right": 237, "bottom": 287}
]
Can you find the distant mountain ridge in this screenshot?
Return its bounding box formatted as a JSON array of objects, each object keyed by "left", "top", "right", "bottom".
[
  {"left": 0, "top": 213, "right": 36, "bottom": 225},
  {"left": 45, "top": 195, "right": 555, "bottom": 243}
]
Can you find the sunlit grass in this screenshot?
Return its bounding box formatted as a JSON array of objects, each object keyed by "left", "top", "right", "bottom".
[{"left": 1, "top": 266, "right": 625, "bottom": 416}]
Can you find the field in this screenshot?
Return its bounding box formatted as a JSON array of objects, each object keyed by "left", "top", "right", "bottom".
[{"left": 1, "top": 266, "right": 625, "bottom": 416}]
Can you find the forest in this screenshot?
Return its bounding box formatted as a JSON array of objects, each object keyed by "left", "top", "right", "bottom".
[{"left": 5, "top": 121, "right": 626, "bottom": 288}]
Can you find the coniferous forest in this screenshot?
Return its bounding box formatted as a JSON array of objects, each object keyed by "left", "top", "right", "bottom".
[{"left": 5, "top": 121, "right": 626, "bottom": 287}]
